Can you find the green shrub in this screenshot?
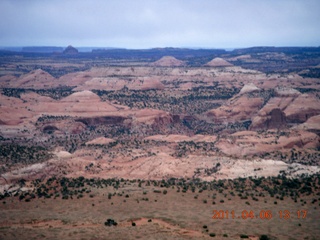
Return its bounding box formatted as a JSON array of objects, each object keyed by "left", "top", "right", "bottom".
[
  {"left": 259, "top": 235, "right": 269, "bottom": 240},
  {"left": 240, "top": 234, "right": 249, "bottom": 238}
]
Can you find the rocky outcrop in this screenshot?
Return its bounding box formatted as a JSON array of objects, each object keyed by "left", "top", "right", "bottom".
[
  {"left": 267, "top": 108, "right": 287, "bottom": 129},
  {"left": 42, "top": 125, "right": 59, "bottom": 133},
  {"left": 251, "top": 108, "right": 287, "bottom": 130},
  {"left": 85, "top": 137, "right": 115, "bottom": 145},
  {"left": 61, "top": 90, "right": 101, "bottom": 102},
  {"left": 205, "top": 57, "right": 233, "bottom": 67},
  {"left": 239, "top": 83, "right": 260, "bottom": 95},
  {"left": 284, "top": 94, "right": 320, "bottom": 123},
  {"left": 295, "top": 115, "right": 320, "bottom": 135},
  {"left": 275, "top": 87, "right": 300, "bottom": 97},
  {"left": 132, "top": 109, "right": 176, "bottom": 130},
  {"left": 216, "top": 130, "right": 320, "bottom": 157},
  {"left": 250, "top": 89, "right": 320, "bottom": 130},
  {"left": 11, "top": 69, "right": 57, "bottom": 89},
  {"left": 40, "top": 119, "right": 87, "bottom": 135},
  {"left": 151, "top": 56, "right": 185, "bottom": 67},
  {"left": 206, "top": 95, "right": 264, "bottom": 124},
  {"left": 0, "top": 93, "right": 33, "bottom": 125}
]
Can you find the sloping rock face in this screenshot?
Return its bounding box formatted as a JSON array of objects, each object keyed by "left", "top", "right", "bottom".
[
  {"left": 205, "top": 57, "right": 233, "bottom": 67},
  {"left": 206, "top": 83, "right": 264, "bottom": 125},
  {"left": 128, "top": 109, "right": 178, "bottom": 134},
  {"left": 216, "top": 130, "right": 320, "bottom": 158},
  {"left": 151, "top": 56, "right": 185, "bottom": 67},
  {"left": 85, "top": 137, "right": 115, "bottom": 145},
  {"left": 250, "top": 87, "right": 320, "bottom": 130},
  {"left": 206, "top": 94, "right": 264, "bottom": 124},
  {"left": 10, "top": 69, "right": 57, "bottom": 89},
  {"left": 60, "top": 90, "right": 101, "bottom": 102},
  {"left": 296, "top": 115, "right": 320, "bottom": 135},
  {"left": 275, "top": 87, "right": 300, "bottom": 97},
  {"left": 239, "top": 83, "right": 260, "bottom": 95},
  {"left": 0, "top": 75, "right": 16, "bottom": 87},
  {"left": 0, "top": 93, "right": 32, "bottom": 125},
  {"left": 284, "top": 94, "right": 320, "bottom": 123}
]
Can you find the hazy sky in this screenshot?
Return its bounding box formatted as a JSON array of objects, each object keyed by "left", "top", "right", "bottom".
[{"left": 0, "top": 0, "right": 319, "bottom": 48}]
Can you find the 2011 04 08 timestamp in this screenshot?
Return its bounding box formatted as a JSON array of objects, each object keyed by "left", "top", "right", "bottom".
[{"left": 212, "top": 210, "right": 307, "bottom": 220}]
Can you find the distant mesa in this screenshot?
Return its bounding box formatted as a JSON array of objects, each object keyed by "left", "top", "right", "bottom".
[
  {"left": 63, "top": 45, "right": 79, "bottom": 54},
  {"left": 22, "top": 46, "right": 63, "bottom": 53},
  {"left": 205, "top": 57, "right": 233, "bottom": 67},
  {"left": 151, "top": 56, "right": 185, "bottom": 67}
]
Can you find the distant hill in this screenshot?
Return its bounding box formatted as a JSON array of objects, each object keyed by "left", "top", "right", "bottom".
[
  {"left": 22, "top": 46, "right": 63, "bottom": 53},
  {"left": 205, "top": 57, "right": 233, "bottom": 67},
  {"left": 91, "top": 47, "right": 226, "bottom": 60},
  {"left": 63, "top": 45, "right": 79, "bottom": 54},
  {"left": 151, "top": 56, "right": 185, "bottom": 67},
  {"left": 232, "top": 46, "right": 320, "bottom": 55}
]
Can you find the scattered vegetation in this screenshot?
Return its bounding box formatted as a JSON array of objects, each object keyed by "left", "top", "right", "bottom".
[
  {"left": 1, "top": 173, "right": 318, "bottom": 205},
  {"left": 93, "top": 87, "right": 238, "bottom": 115},
  {"left": 0, "top": 144, "right": 52, "bottom": 173}
]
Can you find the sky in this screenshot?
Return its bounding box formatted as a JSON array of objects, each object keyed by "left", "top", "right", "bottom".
[{"left": 0, "top": 0, "right": 319, "bottom": 49}]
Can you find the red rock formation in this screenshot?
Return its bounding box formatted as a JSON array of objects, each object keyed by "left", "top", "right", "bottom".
[
  {"left": 296, "top": 115, "right": 320, "bottom": 135},
  {"left": 251, "top": 108, "right": 287, "bottom": 130},
  {"left": 284, "top": 94, "right": 320, "bottom": 123},
  {"left": 85, "top": 137, "right": 115, "bottom": 145},
  {"left": 11, "top": 69, "right": 57, "bottom": 89},
  {"left": 205, "top": 57, "right": 233, "bottom": 67},
  {"left": 206, "top": 95, "right": 264, "bottom": 123}
]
